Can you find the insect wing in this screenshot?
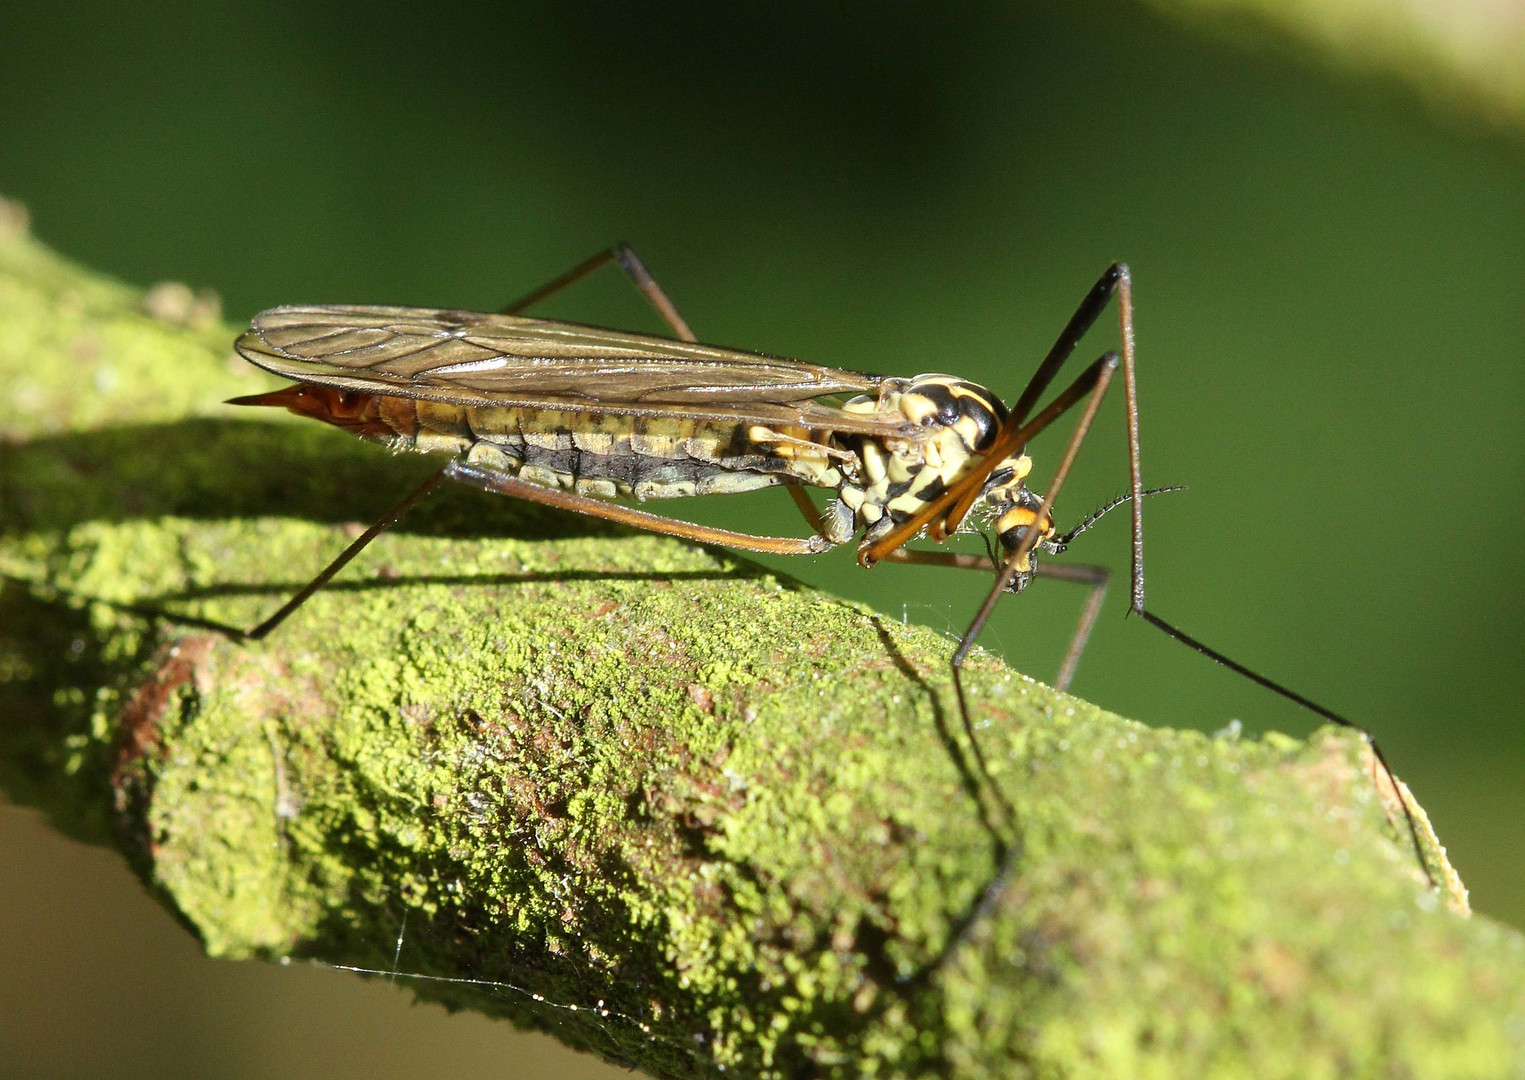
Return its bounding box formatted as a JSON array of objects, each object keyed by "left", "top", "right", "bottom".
[{"left": 236, "top": 305, "right": 917, "bottom": 437}]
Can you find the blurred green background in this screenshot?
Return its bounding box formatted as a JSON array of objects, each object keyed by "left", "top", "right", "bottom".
[{"left": 1, "top": 2, "right": 1521, "bottom": 1078}]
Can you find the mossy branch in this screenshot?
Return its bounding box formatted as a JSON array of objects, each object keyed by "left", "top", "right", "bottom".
[{"left": 2, "top": 204, "right": 1522, "bottom": 1079}]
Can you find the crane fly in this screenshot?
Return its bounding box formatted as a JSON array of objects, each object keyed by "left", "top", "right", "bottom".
[{"left": 228, "top": 245, "right": 1437, "bottom": 900}]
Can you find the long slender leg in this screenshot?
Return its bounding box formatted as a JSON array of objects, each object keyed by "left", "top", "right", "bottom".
[
  {"left": 243, "top": 467, "right": 449, "bottom": 639},
  {"left": 784, "top": 485, "right": 825, "bottom": 532},
  {"left": 860, "top": 276, "right": 1130, "bottom": 815},
  {"left": 930, "top": 350, "right": 1122, "bottom": 901},
  {"left": 952, "top": 352, "right": 1119, "bottom": 670},
  {"left": 935, "top": 266, "right": 1137, "bottom": 540},
  {"left": 927, "top": 263, "right": 1427, "bottom": 976},
  {"left": 1038, "top": 563, "right": 1108, "bottom": 692},
  {"left": 932, "top": 264, "right": 1437, "bottom": 974},
  {"left": 1099, "top": 270, "right": 1434, "bottom": 887},
  {"left": 242, "top": 246, "right": 704, "bottom": 637},
  {"left": 1008, "top": 264, "right": 1131, "bottom": 431},
  {"left": 861, "top": 345, "right": 1124, "bottom": 852},
  {"left": 876, "top": 546, "right": 1109, "bottom": 693},
  {"left": 861, "top": 350, "right": 1121, "bottom": 564},
  {"left": 243, "top": 466, "right": 835, "bottom": 642},
  {"left": 500, "top": 243, "right": 697, "bottom": 342},
  {"left": 961, "top": 263, "right": 1433, "bottom": 890},
  {"left": 935, "top": 283, "right": 1182, "bottom": 964},
  {"left": 873, "top": 548, "right": 990, "bottom": 573},
  {"left": 1115, "top": 266, "right": 1145, "bottom": 612}
]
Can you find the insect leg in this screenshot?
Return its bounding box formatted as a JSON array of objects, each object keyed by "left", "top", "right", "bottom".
[
  {"left": 446, "top": 461, "right": 836, "bottom": 556},
  {"left": 1008, "top": 263, "right": 1133, "bottom": 429},
  {"left": 784, "top": 485, "right": 824, "bottom": 531},
  {"left": 934, "top": 346, "right": 1130, "bottom": 968},
  {"left": 242, "top": 247, "right": 699, "bottom": 638},
  {"left": 242, "top": 467, "right": 450, "bottom": 640},
  {"left": 499, "top": 243, "right": 697, "bottom": 342},
  {"left": 953, "top": 351, "right": 1120, "bottom": 671},
  {"left": 1097, "top": 271, "right": 1437, "bottom": 887},
  {"left": 872, "top": 547, "right": 1109, "bottom": 692},
  {"left": 1033, "top": 563, "right": 1108, "bottom": 692},
  {"left": 933, "top": 352, "right": 1123, "bottom": 916},
  {"left": 1132, "top": 619, "right": 1436, "bottom": 883},
  {"left": 913, "top": 263, "right": 1138, "bottom": 543},
  {"left": 860, "top": 350, "right": 1122, "bottom": 566}
]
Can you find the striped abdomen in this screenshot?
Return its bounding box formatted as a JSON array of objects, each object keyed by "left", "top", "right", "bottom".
[{"left": 233, "top": 384, "right": 848, "bottom": 502}]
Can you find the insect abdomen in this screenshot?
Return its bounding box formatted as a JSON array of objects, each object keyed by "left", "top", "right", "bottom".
[
  {"left": 233, "top": 383, "right": 849, "bottom": 502},
  {"left": 404, "top": 399, "right": 818, "bottom": 501}
]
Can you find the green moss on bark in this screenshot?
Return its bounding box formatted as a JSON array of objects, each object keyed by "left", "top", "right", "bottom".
[{"left": 2, "top": 209, "right": 1521, "bottom": 1079}]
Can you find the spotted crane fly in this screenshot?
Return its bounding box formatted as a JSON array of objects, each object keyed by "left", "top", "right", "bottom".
[{"left": 229, "top": 245, "right": 1435, "bottom": 891}]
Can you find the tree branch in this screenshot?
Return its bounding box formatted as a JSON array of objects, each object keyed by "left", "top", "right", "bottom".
[{"left": 2, "top": 203, "right": 1521, "bottom": 1078}]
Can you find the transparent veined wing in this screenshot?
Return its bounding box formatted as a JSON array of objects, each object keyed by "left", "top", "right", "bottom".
[{"left": 236, "top": 305, "right": 921, "bottom": 438}]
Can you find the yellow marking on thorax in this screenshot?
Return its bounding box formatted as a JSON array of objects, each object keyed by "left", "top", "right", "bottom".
[{"left": 837, "top": 383, "right": 1044, "bottom": 536}]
